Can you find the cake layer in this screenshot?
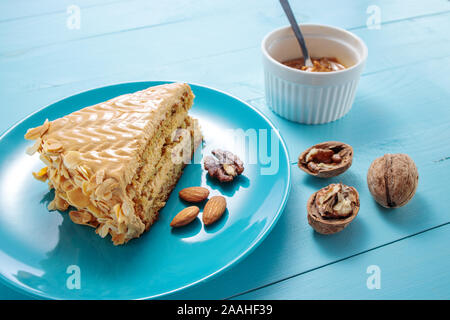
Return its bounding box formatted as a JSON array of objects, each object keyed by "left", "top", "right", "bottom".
[
  {"left": 134, "top": 116, "right": 202, "bottom": 229},
  {"left": 128, "top": 100, "right": 189, "bottom": 196}
]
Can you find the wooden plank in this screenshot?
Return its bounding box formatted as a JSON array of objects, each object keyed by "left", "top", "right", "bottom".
[
  {"left": 1, "top": 12, "right": 450, "bottom": 135},
  {"left": 0, "top": 0, "right": 126, "bottom": 22},
  {"left": 1, "top": 0, "right": 450, "bottom": 57},
  {"left": 1, "top": 0, "right": 449, "bottom": 51},
  {"left": 2, "top": 6, "right": 449, "bottom": 102},
  {"left": 3, "top": 0, "right": 448, "bottom": 24},
  {"left": 2, "top": 7, "right": 449, "bottom": 85},
  {"left": 233, "top": 223, "right": 450, "bottom": 299}
]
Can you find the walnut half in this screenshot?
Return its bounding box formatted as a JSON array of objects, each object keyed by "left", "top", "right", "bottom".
[
  {"left": 298, "top": 141, "right": 353, "bottom": 178},
  {"left": 204, "top": 149, "right": 244, "bottom": 182},
  {"left": 307, "top": 183, "right": 360, "bottom": 234}
]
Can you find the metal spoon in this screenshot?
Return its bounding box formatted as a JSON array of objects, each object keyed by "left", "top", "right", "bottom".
[{"left": 279, "top": 0, "right": 313, "bottom": 67}]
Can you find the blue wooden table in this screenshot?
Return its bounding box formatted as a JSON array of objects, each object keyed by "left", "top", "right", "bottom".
[{"left": 1, "top": 0, "right": 449, "bottom": 300}]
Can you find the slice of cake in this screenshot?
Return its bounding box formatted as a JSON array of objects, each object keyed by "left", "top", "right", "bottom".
[{"left": 25, "top": 83, "right": 202, "bottom": 245}]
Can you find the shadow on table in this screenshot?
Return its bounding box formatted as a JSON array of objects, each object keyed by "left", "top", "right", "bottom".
[
  {"left": 311, "top": 217, "right": 370, "bottom": 258},
  {"left": 374, "top": 193, "right": 433, "bottom": 231}
]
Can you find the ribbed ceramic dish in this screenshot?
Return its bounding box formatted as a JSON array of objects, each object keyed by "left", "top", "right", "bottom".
[{"left": 262, "top": 24, "right": 368, "bottom": 124}]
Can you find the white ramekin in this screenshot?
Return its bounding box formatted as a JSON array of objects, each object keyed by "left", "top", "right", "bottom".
[{"left": 262, "top": 24, "right": 368, "bottom": 124}]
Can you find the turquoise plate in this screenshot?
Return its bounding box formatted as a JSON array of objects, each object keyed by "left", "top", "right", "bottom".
[{"left": 0, "top": 81, "right": 290, "bottom": 299}]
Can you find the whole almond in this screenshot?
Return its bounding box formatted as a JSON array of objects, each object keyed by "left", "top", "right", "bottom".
[
  {"left": 202, "top": 196, "right": 227, "bottom": 226},
  {"left": 179, "top": 187, "right": 210, "bottom": 203},
  {"left": 170, "top": 206, "right": 200, "bottom": 227}
]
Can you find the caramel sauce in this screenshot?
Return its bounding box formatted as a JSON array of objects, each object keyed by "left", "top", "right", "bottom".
[{"left": 282, "top": 57, "right": 347, "bottom": 72}]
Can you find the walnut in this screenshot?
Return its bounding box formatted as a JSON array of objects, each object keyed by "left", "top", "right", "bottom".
[
  {"left": 307, "top": 183, "right": 360, "bottom": 234},
  {"left": 204, "top": 149, "right": 244, "bottom": 182},
  {"left": 298, "top": 141, "right": 353, "bottom": 178},
  {"left": 367, "top": 153, "right": 418, "bottom": 208}
]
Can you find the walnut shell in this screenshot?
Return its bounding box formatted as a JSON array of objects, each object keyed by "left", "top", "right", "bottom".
[
  {"left": 298, "top": 141, "right": 353, "bottom": 178},
  {"left": 367, "top": 153, "right": 418, "bottom": 208},
  {"left": 307, "top": 183, "right": 360, "bottom": 234}
]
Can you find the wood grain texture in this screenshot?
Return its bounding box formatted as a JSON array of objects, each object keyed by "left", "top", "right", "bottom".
[
  {"left": 0, "top": 0, "right": 125, "bottom": 23},
  {"left": 0, "top": 0, "right": 449, "bottom": 299},
  {"left": 234, "top": 224, "right": 450, "bottom": 299},
  {"left": 2, "top": 11, "right": 450, "bottom": 148},
  {"left": 2, "top": 6, "right": 450, "bottom": 133},
  {"left": 1, "top": 0, "right": 448, "bottom": 52}
]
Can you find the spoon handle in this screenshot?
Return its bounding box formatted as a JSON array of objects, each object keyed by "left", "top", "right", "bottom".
[{"left": 279, "top": 0, "right": 312, "bottom": 66}]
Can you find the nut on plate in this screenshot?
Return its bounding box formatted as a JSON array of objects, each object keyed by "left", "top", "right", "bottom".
[
  {"left": 170, "top": 206, "right": 200, "bottom": 228},
  {"left": 202, "top": 196, "right": 227, "bottom": 225},
  {"left": 298, "top": 141, "right": 353, "bottom": 178},
  {"left": 367, "top": 153, "right": 418, "bottom": 208},
  {"left": 204, "top": 149, "right": 244, "bottom": 182},
  {"left": 179, "top": 187, "right": 210, "bottom": 203},
  {"left": 307, "top": 183, "right": 360, "bottom": 234}
]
